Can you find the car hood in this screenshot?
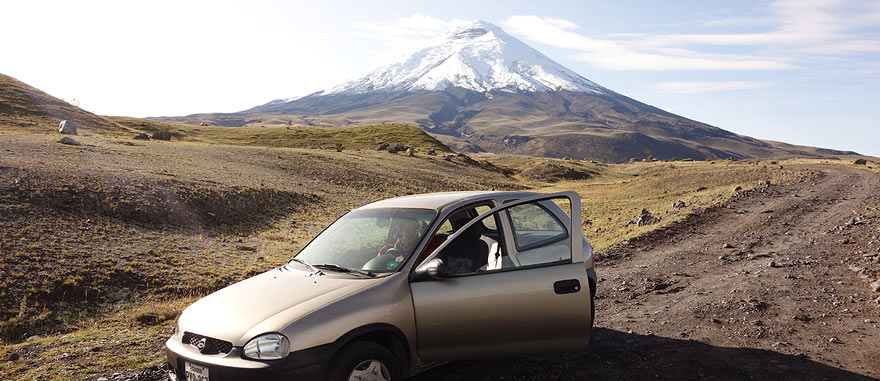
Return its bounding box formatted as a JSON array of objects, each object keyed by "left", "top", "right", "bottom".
[{"left": 178, "top": 265, "right": 383, "bottom": 346}]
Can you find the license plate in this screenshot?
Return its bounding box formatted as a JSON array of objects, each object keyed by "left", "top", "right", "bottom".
[{"left": 185, "top": 361, "right": 209, "bottom": 381}]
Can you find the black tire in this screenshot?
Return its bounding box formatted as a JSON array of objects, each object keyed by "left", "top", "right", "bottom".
[
  {"left": 327, "top": 341, "right": 401, "bottom": 381},
  {"left": 588, "top": 276, "right": 596, "bottom": 337},
  {"left": 589, "top": 293, "right": 596, "bottom": 336}
]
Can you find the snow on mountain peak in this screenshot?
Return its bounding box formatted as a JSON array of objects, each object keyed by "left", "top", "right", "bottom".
[{"left": 327, "top": 20, "right": 607, "bottom": 95}]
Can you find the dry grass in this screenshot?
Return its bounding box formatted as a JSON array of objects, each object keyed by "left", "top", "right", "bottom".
[
  {"left": 780, "top": 157, "right": 880, "bottom": 174},
  {"left": 0, "top": 74, "right": 133, "bottom": 136},
  {"left": 108, "top": 116, "right": 452, "bottom": 153},
  {"left": 480, "top": 155, "right": 823, "bottom": 253},
  {"left": 0, "top": 121, "right": 866, "bottom": 380},
  {"left": 0, "top": 296, "right": 195, "bottom": 380}
]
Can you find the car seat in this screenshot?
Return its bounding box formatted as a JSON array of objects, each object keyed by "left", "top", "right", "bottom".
[{"left": 440, "top": 218, "right": 489, "bottom": 274}]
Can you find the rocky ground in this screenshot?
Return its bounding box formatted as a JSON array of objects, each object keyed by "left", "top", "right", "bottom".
[{"left": 417, "top": 165, "right": 880, "bottom": 380}]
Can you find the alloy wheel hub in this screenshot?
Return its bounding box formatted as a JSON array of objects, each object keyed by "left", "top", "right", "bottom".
[{"left": 348, "top": 359, "right": 390, "bottom": 381}]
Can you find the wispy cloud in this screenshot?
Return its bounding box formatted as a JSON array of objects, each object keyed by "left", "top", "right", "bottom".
[
  {"left": 701, "top": 17, "right": 769, "bottom": 27},
  {"left": 502, "top": 0, "right": 880, "bottom": 71},
  {"left": 352, "top": 13, "right": 471, "bottom": 60},
  {"left": 502, "top": 15, "right": 794, "bottom": 71},
  {"left": 352, "top": 13, "right": 470, "bottom": 40},
  {"left": 649, "top": 1, "right": 880, "bottom": 50},
  {"left": 657, "top": 81, "right": 770, "bottom": 93}
]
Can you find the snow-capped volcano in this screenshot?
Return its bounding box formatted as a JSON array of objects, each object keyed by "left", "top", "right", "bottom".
[{"left": 328, "top": 21, "right": 608, "bottom": 95}]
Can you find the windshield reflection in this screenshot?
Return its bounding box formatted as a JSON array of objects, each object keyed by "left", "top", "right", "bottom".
[{"left": 294, "top": 208, "right": 436, "bottom": 273}]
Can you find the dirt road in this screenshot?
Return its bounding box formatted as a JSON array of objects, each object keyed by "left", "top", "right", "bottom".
[{"left": 416, "top": 165, "right": 880, "bottom": 380}]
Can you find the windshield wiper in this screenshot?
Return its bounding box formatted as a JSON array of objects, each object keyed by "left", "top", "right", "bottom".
[
  {"left": 287, "top": 257, "right": 322, "bottom": 274},
  {"left": 312, "top": 263, "right": 376, "bottom": 277}
]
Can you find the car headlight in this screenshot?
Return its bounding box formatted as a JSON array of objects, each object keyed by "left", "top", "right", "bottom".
[
  {"left": 171, "top": 318, "right": 182, "bottom": 341},
  {"left": 243, "top": 333, "right": 290, "bottom": 360}
]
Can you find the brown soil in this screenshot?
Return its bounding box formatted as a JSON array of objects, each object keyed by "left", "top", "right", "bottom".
[{"left": 416, "top": 165, "right": 880, "bottom": 380}]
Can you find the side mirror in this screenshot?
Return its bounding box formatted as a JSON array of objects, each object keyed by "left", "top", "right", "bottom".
[{"left": 414, "top": 258, "right": 447, "bottom": 280}]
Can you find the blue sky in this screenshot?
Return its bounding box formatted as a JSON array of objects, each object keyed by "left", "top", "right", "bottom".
[{"left": 2, "top": 0, "right": 878, "bottom": 155}]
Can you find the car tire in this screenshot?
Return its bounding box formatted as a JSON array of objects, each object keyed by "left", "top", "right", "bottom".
[
  {"left": 589, "top": 293, "right": 595, "bottom": 335},
  {"left": 327, "top": 341, "right": 401, "bottom": 381}
]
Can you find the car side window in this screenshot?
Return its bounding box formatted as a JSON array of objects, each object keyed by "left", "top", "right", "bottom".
[
  {"left": 507, "top": 202, "right": 570, "bottom": 265},
  {"left": 435, "top": 212, "right": 509, "bottom": 275},
  {"left": 419, "top": 198, "right": 575, "bottom": 278},
  {"left": 474, "top": 205, "right": 497, "bottom": 230},
  {"left": 508, "top": 202, "right": 566, "bottom": 248},
  {"left": 416, "top": 204, "right": 497, "bottom": 268},
  {"left": 436, "top": 219, "right": 454, "bottom": 234}
]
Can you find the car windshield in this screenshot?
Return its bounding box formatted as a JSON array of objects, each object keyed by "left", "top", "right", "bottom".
[{"left": 294, "top": 208, "right": 436, "bottom": 273}]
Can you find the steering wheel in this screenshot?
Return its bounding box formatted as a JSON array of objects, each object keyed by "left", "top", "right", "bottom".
[
  {"left": 364, "top": 248, "right": 406, "bottom": 271},
  {"left": 385, "top": 248, "right": 404, "bottom": 257}
]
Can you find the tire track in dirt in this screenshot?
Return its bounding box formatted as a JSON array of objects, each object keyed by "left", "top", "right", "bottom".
[{"left": 416, "top": 166, "right": 880, "bottom": 380}]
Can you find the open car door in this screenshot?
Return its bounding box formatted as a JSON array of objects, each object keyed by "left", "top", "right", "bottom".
[{"left": 409, "top": 192, "right": 592, "bottom": 361}]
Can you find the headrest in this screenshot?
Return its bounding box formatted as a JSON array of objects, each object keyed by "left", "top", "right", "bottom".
[{"left": 452, "top": 217, "right": 481, "bottom": 241}]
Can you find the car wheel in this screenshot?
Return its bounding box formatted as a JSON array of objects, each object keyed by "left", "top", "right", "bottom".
[{"left": 328, "top": 341, "right": 401, "bottom": 381}]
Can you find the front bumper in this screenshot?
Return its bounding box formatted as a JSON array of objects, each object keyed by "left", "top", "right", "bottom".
[{"left": 165, "top": 336, "right": 334, "bottom": 380}]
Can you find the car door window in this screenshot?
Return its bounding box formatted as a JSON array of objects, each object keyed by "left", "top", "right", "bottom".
[
  {"left": 474, "top": 205, "right": 497, "bottom": 230},
  {"left": 436, "top": 204, "right": 572, "bottom": 275},
  {"left": 507, "top": 202, "right": 570, "bottom": 265},
  {"left": 421, "top": 195, "right": 579, "bottom": 277},
  {"left": 435, "top": 212, "right": 510, "bottom": 275},
  {"left": 508, "top": 202, "right": 567, "bottom": 249},
  {"left": 416, "top": 204, "right": 499, "bottom": 267}
]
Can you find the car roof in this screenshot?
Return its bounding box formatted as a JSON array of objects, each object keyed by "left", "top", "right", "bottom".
[{"left": 357, "top": 191, "right": 538, "bottom": 211}]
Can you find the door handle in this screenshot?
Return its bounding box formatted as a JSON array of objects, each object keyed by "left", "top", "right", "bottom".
[{"left": 554, "top": 279, "right": 581, "bottom": 294}]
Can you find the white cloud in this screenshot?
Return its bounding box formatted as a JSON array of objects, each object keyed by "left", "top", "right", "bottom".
[
  {"left": 352, "top": 13, "right": 472, "bottom": 62},
  {"left": 502, "top": 15, "right": 793, "bottom": 71},
  {"left": 542, "top": 17, "right": 581, "bottom": 30},
  {"left": 701, "top": 17, "right": 769, "bottom": 27},
  {"left": 352, "top": 13, "right": 471, "bottom": 40},
  {"left": 642, "top": 1, "right": 880, "bottom": 51},
  {"left": 502, "top": 0, "right": 880, "bottom": 71},
  {"left": 657, "top": 81, "right": 770, "bottom": 93}
]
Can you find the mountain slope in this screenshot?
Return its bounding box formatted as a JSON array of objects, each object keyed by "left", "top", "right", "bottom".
[
  {"left": 0, "top": 73, "right": 129, "bottom": 134},
  {"left": 155, "top": 21, "right": 862, "bottom": 162}
]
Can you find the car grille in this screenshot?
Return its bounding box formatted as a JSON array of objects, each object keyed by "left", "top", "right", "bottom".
[{"left": 182, "top": 332, "right": 233, "bottom": 355}]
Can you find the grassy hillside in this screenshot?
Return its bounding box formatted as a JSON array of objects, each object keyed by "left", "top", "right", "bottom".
[
  {"left": 0, "top": 127, "right": 516, "bottom": 379},
  {"left": 1, "top": 74, "right": 455, "bottom": 154},
  {"left": 0, "top": 74, "right": 131, "bottom": 135},
  {"left": 108, "top": 116, "right": 452, "bottom": 153}
]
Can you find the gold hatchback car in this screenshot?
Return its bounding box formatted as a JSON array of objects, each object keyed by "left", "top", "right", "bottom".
[{"left": 165, "top": 191, "right": 597, "bottom": 380}]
